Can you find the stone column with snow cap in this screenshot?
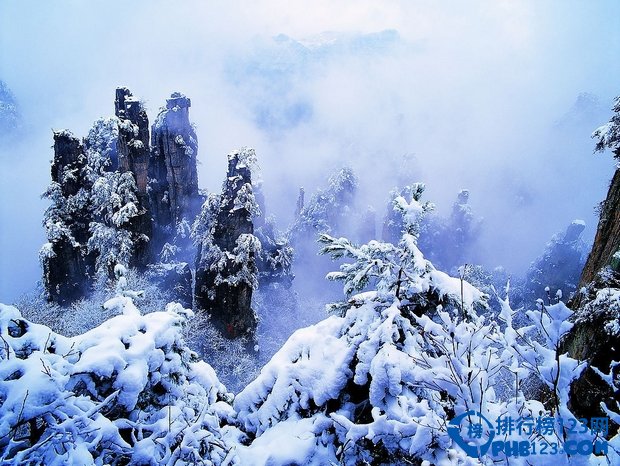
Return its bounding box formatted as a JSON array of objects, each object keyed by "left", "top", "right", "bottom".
[
  {"left": 113, "top": 87, "right": 152, "bottom": 268},
  {"left": 115, "top": 87, "right": 150, "bottom": 192},
  {"left": 149, "top": 92, "right": 201, "bottom": 261},
  {"left": 42, "top": 131, "right": 94, "bottom": 303},
  {"left": 194, "top": 148, "right": 261, "bottom": 338}
]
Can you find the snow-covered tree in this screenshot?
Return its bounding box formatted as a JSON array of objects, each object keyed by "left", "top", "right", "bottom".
[
  {"left": 87, "top": 171, "right": 147, "bottom": 278},
  {"left": 236, "top": 186, "right": 502, "bottom": 464},
  {"left": 381, "top": 183, "right": 434, "bottom": 243},
  {"left": 0, "top": 79, "right": 21, "bottom": 141},
  {"left": 84, "top": 117, "right": 120, "bottom": 174},
  {"left": 254, "top": 216, "right": 294, "bottom": 287}
]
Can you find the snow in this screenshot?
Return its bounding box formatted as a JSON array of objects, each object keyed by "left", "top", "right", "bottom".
[
  {"left": 6, "top": 172, "right": 619, "bottom": 465},
  {"left": 235, "top": 314, "right": 351, "bottom": 435},
  {"left": 38, "top": 242, "right": 55, "bottom": 260},
  {"left": 2, "top": 280, "right": 617, "bottom": 465},
  {"left": 0, "top": 299, "right": 235, "bottom": 465},
  {"left": 236, "top": 417, "right": 337, "bottom": 465}
]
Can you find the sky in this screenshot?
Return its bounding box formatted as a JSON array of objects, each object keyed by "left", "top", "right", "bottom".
[{"left": 0, "top": 0, "right": 619, "bottom": 301}]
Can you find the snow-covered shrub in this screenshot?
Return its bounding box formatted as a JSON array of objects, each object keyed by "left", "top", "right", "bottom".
[
  {"left": 18, "top": 268, "right": 175, "bottom": 338},
  {"left": 0, "top": 299, "right": 237, "bottom": 465},
  {"left": 183, "top": 314, "right": 261, "bottom": 394}
]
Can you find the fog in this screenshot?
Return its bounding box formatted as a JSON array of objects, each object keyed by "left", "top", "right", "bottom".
[{"left": 1, "top": 0, "right": 619, "bottom": 301}]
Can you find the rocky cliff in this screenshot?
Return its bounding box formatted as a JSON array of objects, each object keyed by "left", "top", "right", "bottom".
[
  {"left": 578, "top": 96, "right": 620, "bottom": 288},
  {"left": 579, "top": 169, "right": 620, "bottom": 288},
  {"left": 194, "top": 148, "right": 260, "bottom": 337},
  {"left": 564, "top": 96, "right": 620, "bottom": 428},
  {"left": 149, "top": 92, "right": 201, "bottom": 260},
  {"left": 114, "top": 88, "right": 152, "bottom": 268},
  {"left": 42, "top": 132, "right": 94, "bottom": 303},
  {"left": 41, "top": 89, "right": 289, "bottom": 340},
  {"left": 42, "top": 89, "right": 201, "bottom": 303}
]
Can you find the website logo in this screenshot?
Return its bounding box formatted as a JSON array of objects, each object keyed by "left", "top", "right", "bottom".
[
  {"left": 448, "top": 411, "right": 609, "bottom": 459},
  {"left": 447, "top": 410, "right": 496, "bottom": 458}
]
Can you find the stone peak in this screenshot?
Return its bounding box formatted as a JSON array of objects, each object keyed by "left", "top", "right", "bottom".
[{"left": 166, "top": 92, "right": 191, "bottom": 110}]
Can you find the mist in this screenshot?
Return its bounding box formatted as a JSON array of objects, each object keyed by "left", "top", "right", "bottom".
[{"left": 1, "top": 0, "right": 619, "bottom": 301}]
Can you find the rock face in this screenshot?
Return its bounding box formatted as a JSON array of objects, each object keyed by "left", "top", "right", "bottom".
[
  {"left": 579, "top": 96, "right": 620, "bottom": 289},
  {"left": 114, "top": 88, "right": 152, "bottom": 268},
  {"left": 294, "top": 187, "right": 304, "bottom": 218},
  {"left": 579, "top": 169, "right": 620, "bottom": 288},
  {"left": 115, "top": 88, "right": 150, "bottom": 190},
  {"left": 42, "top": 132, "right": 94, "bottom": 303},
  {"left": 41, "top": 90, "right": 286, "bottom": 340},
  {"left": 520, "top": 220, "right": 586, "bottom": 308},
  {"left": 416, "top": 189, "right": 481, "bottom": 273},
  {"left": 149, "top": 93, "right": 201, "bottom": 260},
  {"left": 564, "top": 271, "right": 620, "bottom": 431},
  {"left": 194, "top": 149, "right": 260, "bottom": 337}
]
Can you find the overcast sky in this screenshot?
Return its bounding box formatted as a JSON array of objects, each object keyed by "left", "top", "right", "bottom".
[{"left": 1, "top": 0, "right": 619, "bottom": 301}]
